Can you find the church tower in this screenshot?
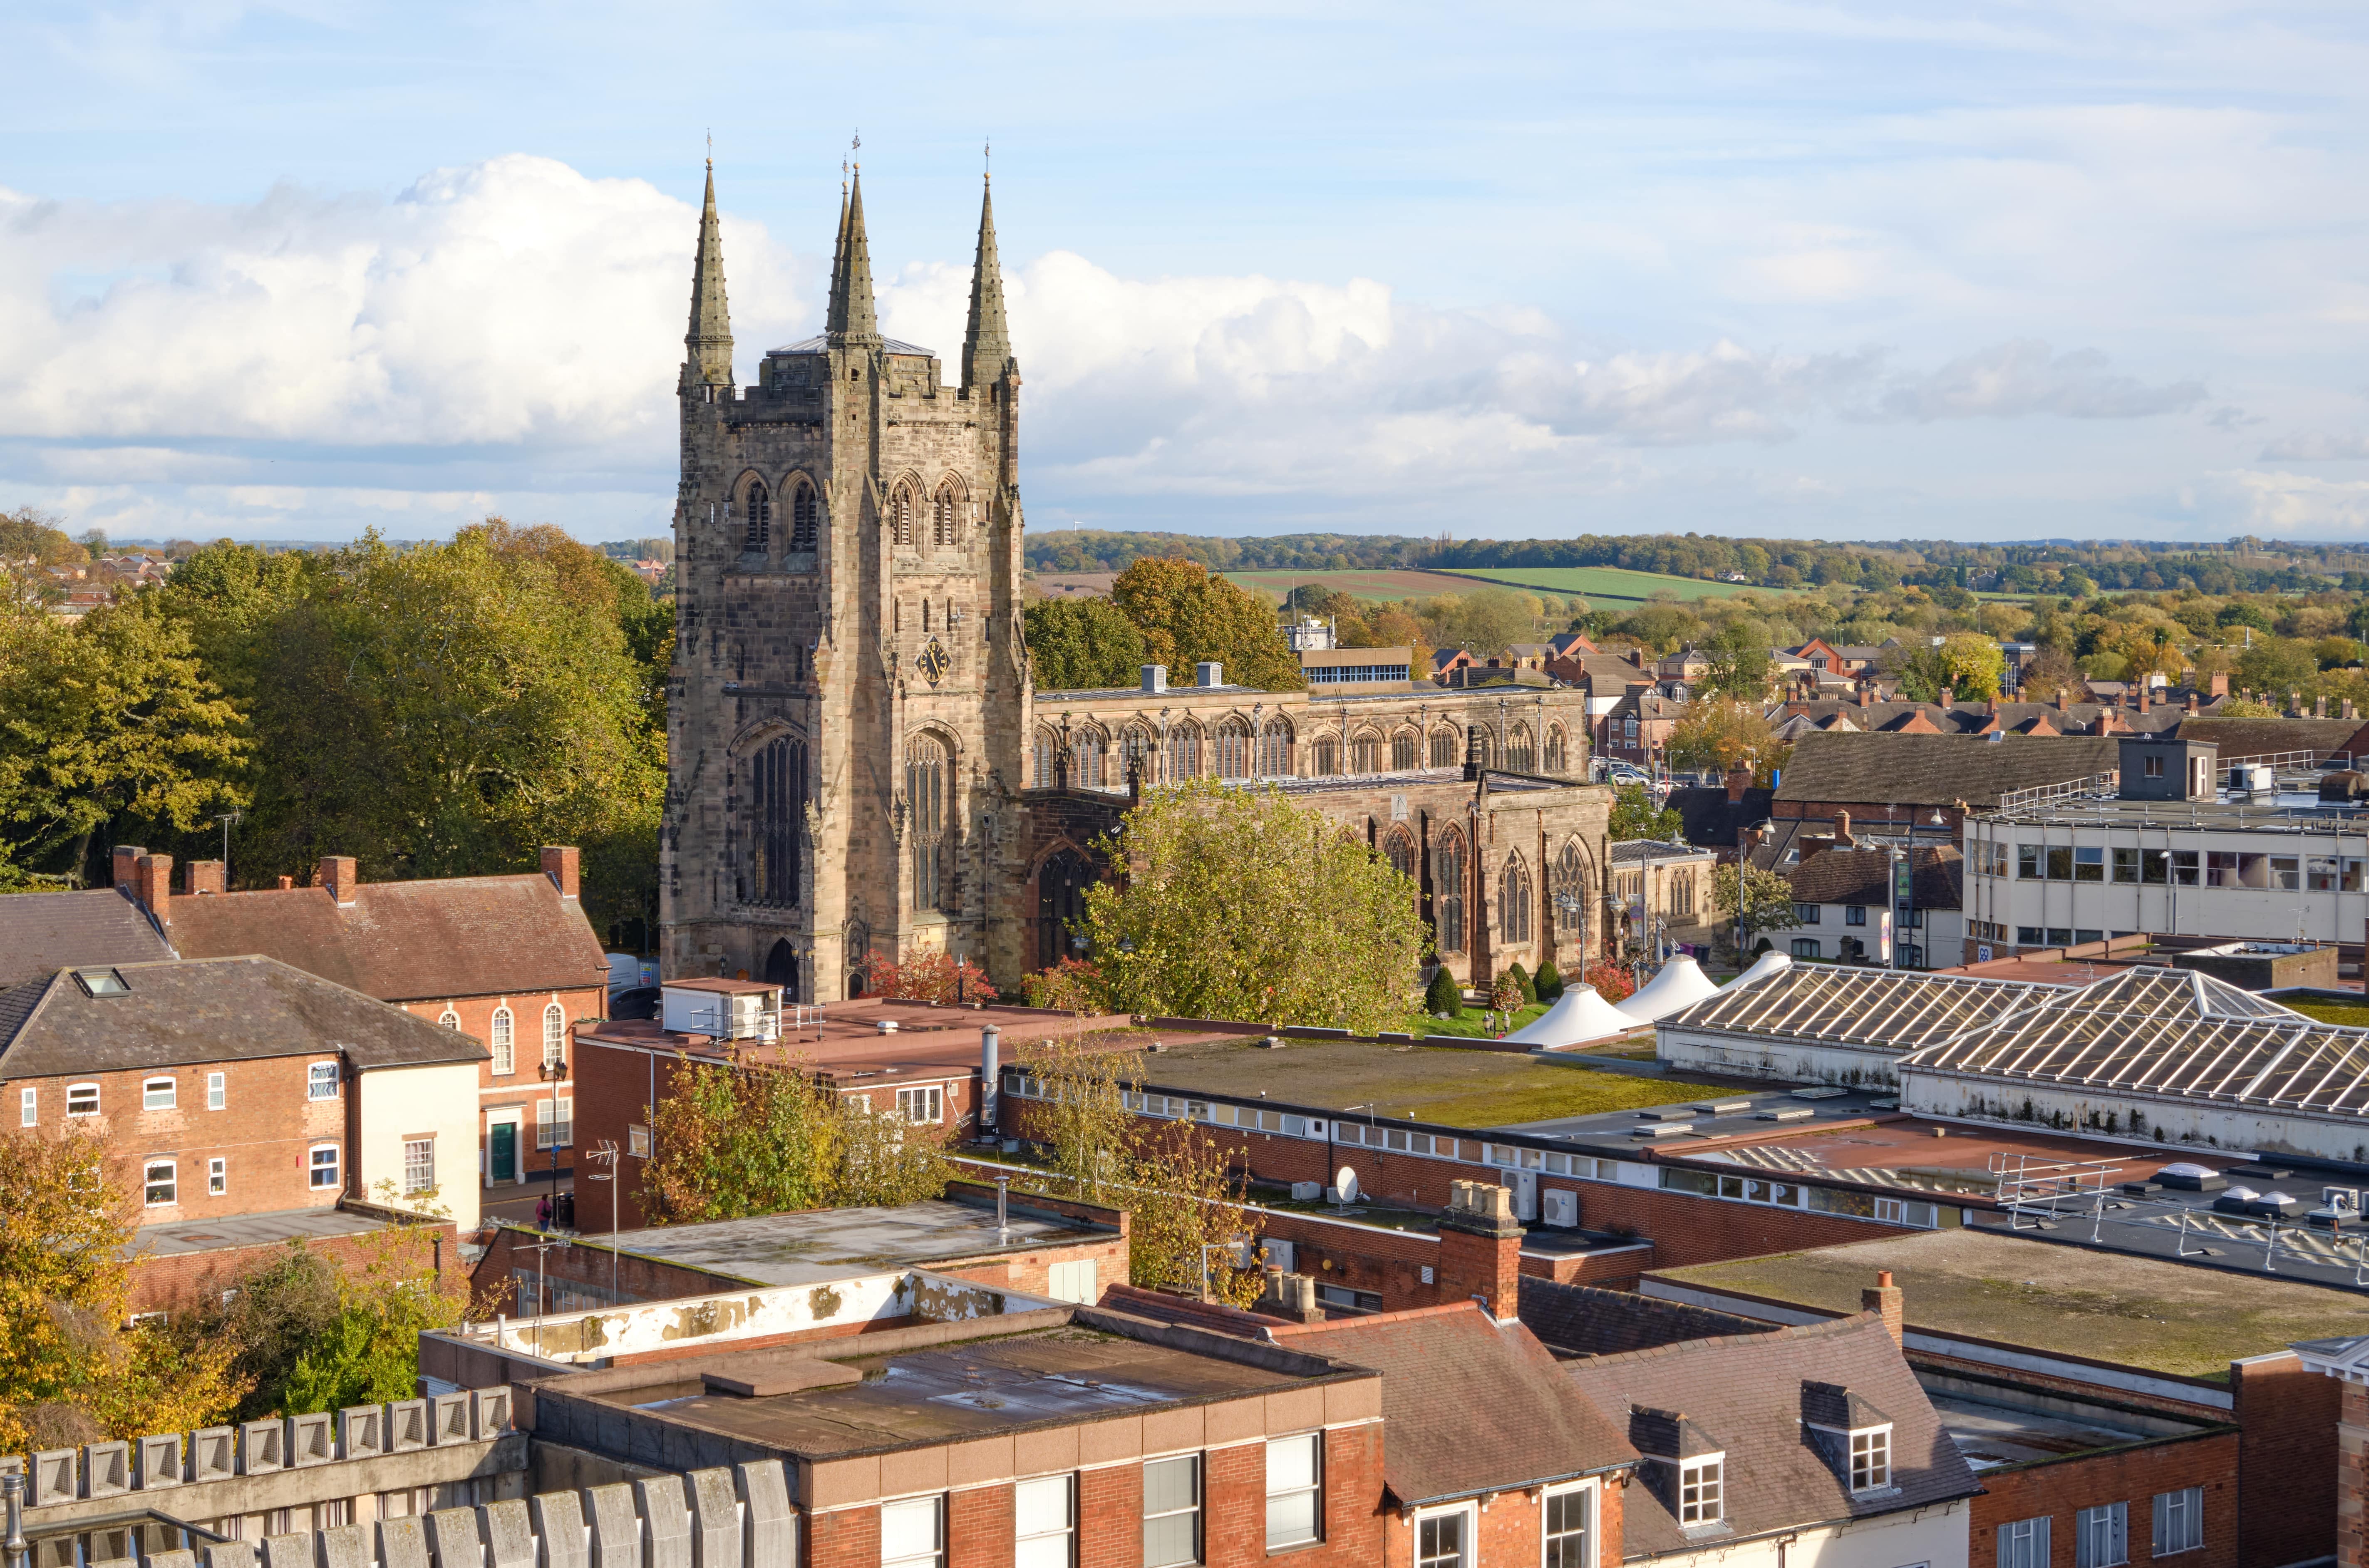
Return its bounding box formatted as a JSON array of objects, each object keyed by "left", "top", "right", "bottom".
[{"left": 662, "top": 159, "right": 1033, "bottom": 997}]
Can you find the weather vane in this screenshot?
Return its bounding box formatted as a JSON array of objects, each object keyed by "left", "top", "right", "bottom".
[{"left": 985, "top": 137, "right": 992, "bottom": 183}]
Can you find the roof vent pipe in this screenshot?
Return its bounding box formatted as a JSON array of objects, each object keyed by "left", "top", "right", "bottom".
[{"left": 1196, "top": 661, "right": 1223, "bottom": 688}]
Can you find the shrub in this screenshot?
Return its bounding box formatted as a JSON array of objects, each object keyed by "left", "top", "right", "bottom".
[
  {"left": 1423, "top": 967, "right": 1463, "bottom": 1017},
  {"left": 1020, "top": 958, "right": 1106, "bottom": 1013},
  {"left": 1534, "top": 959, "right": 1564, "bottom": 1002},
  {"left": 1581, "top": 960, "right": 1635, "bottom": 1003},
  {"left": 865, "top": 949, "right": 998, "bottom": 1005},
  {"left": 1506, "top": 962, "right": 1536, "bottom": 1005}
]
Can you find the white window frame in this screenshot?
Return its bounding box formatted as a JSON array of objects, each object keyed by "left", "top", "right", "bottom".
[
  {"left": 1849, "top": 1425, "right": 1891, "bottom": 1490},
  {"left": 1543, "top": 1481, "right": 1593, "bottom": 1568},
  {"left": 1678, "top": 1455, "right": 1724, "bottom": 1526},
  {"left": 403, "top": 1137, "right": 436, "bottom": 1196},
  {"left": 66, "top": 1082, "right": 99, "bottom": 1118},
  {"left": 1414, "top": 1501, "right": 1476, "bottom": 1568},
  {"left": 490, "top": 1006, "right": 515, "bottom": 1075},
  {"left": 438, "top": 1008, "right": 460, "bottom": 1030},
  {"left": 143, "top": 1076, "right": 176, "bottom": 1111},
  {"left": 1142, "top": 1452, "right": 1203, "bottom": 1568},
  {"left": 208, "top": 1156, "right": 226, "bottom": 1196},
  {"left": 206, "top": 1071, "right": 226, "bottom": 1111},
  {"left": 2076, "top": 1502, "right": 2129, "bottom": 1568},
  {"left": 2153, "top": 1489, "right": 2203, "bottom": 1557},
  {"left": 879, "top": 1494, "right": 945, "bottom": 1568},
  {"left": 1265, "top": 1432, "right": 1322, "bottom": 1549},
  {"left": 308, "top": 1143, "right": 340, "bottom": 1190},
  {"left": 19, "top": 1086, "right": 33, "bottom": 1126},
  {"left": 307, "top": 1062, "right": 340, "bottom": 1101},
  {"left": 896, "top": 1084, "right": 945, "bottom": 1125},
  {"left": 1014, "top": 1474, "right": 1075, "bottom": 1568},
  {"left": 628, "top": 1124, "right": 651, "bottom": 1159},
  {"left": 143, "top": 1159, "right": 176, "bottom": 1207},
  {"left": 542, "top": 1003, "right": 566, "bottom": 1069},
  {"left": 536, "top": 1096, "right": 574, "bottom": 1150}
]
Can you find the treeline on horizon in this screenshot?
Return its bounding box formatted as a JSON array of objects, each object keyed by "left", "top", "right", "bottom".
[{"left": 1024, "top": 529, "right": 2367, "bottom": 597}]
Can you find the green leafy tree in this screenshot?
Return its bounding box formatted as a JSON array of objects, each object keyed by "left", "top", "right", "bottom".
[
  {"left": 1111, "top": 558, "right": 1303, "bottom": 690},
  {"left": 1887, "top": 632, "right": 2005, "bottom": 702},
  {"left": 1665, "top": 700, "right": 1786, "bottom": 783},
  {"left": 1081, "top": 777, "right": 1429, "bottom": 1032},
  {"left": 1424, "top": 966, "right": 1464, "bottom": 1017},
  {"left": 1715, "top": 862, "right": 1799, "bottom": 954},
  {"left": 272, "top": 1199, "right": 468, "bottom": 1414},
  {"left": 2235, "top": 636, "right": 2317, "bottom": 698},
  {"left": 1024, "top": 596, "right": 1149, "bottom": 691},
  {"left": 1608, "top": 785, "right": 1683, "bottom": 842},
  {"left": 1700, "top": 620, "right": 1773, "bottom": 700}
]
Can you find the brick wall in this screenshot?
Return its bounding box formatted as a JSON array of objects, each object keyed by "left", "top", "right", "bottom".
[
  {"left": 1971, "top": 1432, "right": 2239, "bottom": 1568},
  {"left": 2339, "top": 1379, "right": 2364, "bottom": 1568},
  {"left": 132, "top": 1217, "right": 461, "bottom": 1315},
  {"left": 2234, "top": 1351, "right": 2340, "bottom": 1568},
  {"left": 18, "top": 1054, "right": 347, "bottom": 1224},
  {"left": 397, "top": 987, "right": 605, "bottom": 1193}
]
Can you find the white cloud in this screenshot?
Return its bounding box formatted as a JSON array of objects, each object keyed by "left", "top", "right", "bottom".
[
  {"left": 2208, "top": 469, "right": 2369, "bottom": 534},
  {"left": 1872, "top": 340, "right": 2206, "bottom": 422},
  {"left": 2258, "top": 431, "right": 2369, "bottom": 461}
]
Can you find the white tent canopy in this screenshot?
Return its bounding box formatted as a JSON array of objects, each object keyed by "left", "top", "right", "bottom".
[
  {"left": 1616, "top": 956, "right": 1722, "bottom": 1025},
  {"left": 1502, "top": 984, "right": 1642, "bottom": 1050}
]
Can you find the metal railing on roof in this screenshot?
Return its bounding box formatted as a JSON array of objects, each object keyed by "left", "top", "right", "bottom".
[{"left": 1994, "top": 773, "right": 2119, "bottom": 813}]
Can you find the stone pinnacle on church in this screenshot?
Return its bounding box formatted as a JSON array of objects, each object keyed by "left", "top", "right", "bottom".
[
  {"left": 962, "top": 166, "right": 1015, "bottom": 391},
  {"left": 826, "top": 163, "right": 881, "bottom": 347},
  {"left": 684, "top": 159, "right": 734, "bottom": 386}
]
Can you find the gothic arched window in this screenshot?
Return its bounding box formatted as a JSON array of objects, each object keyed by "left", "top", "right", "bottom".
[
  {"left": 1392, "top": 730, "right": 1419, "bottom": 771},
  {"left": 743, "top": 481, "right": 771, "bottom": 551},
  {"left": 891, "top": 485, "right": 915, "bottom": 547},
  {"left": 542, "top": 1003, "right": 566, "bottom": 1069},
  {"left": 1350, "top": 732, "right": 1382, "bottom": 774},
  {"left": 1312, "top": 736, "right": 1340, "bottom": 776},
  {"left": 790, "top": 479, "right": 819, "bottom": 551},
  {"left": 1383, "top": 826, "right": 1417, "bottom": 883},
  {"left": 1166, "top": 723, "right": 1202, "bottom": 782},
  {"left": 1120, "top": 726, "right": 1154, "bottom": 787},
  {"left": 933, "top": 485, "right": 959, "bottom": 547},
  {"left": 1435, "top": 829, "right": 1468, "bottom": 955},
  {"left": 907, "top": 735, "right": 950, "bottom": 911},
  {"left": 1508, "top": 724, "right": 1536, "bottom": 774},
  {"left": 1501, "top": 856, "right": 1533, "bottom": 945},
  {"left": 747, "top": 734, "right": 807, "bottom": 907},
  {"left": 1258, "top": 719, "right": 1292, "bottom": 777},
  {"left": 1071, "top": 727, "right": 1106, "bottom": 790},
  {"left": 1429, "top": 727, "right": 1458, "bottom": 769},
  {"left": 1033, "top": 727, "right": 1060, "bottom": 787},
  {"left": 1038, "top": 849, "right": 1091, "bottom": 970},
  {"left": 1545, "top": 723, "right": 1568, "bottom": 775},
  {"left": 1215, "top": 717, "right": 1252, "bottom": 779}
]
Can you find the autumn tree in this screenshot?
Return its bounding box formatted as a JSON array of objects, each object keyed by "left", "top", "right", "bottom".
[
  {"left": 0, "top": 1130, "right": 245, "bottom": 1449},
  {"left": 1698, "top": 619, "right": 1773, "bottom": 700},
  {"left": 1111, "top": 558, "right": 1302, "bottom": 690},
  {"left": 1081, "top": 778, "right": 1429, "bottom": 1032},
  {"left": 1025, "top": 595, "right": 1151, "bottom": 691},
  {"left": 1886, "top": 632, "right": 2006, "bottom": 702},
  {"left": 1607, "top": 785, "right": 1683, "bottom": 843},
  {"left": 1715, "top": 862, "right": 1801, "bottom": 956},
  {"left": 1665, "top": 700, "right": 1787, "bottom": 784}
]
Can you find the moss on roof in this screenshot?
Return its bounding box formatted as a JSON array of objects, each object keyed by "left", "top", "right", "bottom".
[{"left": 1652, "top": 1227, "right": 2369, "bottom": 1379}]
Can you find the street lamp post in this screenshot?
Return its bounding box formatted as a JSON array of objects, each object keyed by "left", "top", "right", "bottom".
[
  {"left": 540, "top": 1051, "right": 568, "bottom": 1228},
  {"left": 214, "top": 809, "right": 242, "bottom": 885}
]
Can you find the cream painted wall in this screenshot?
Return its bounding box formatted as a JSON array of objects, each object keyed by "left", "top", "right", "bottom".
[
  {"left": 357, "top": 1062, "right": 482, "bottom": 1230},
  {"left": 1651, "top": 1497, "right": 1967, "bottom": 1568}
]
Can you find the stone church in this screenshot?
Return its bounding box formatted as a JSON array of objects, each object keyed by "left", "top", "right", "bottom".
[{"left": 661, "top": 163, "right": 1613, "bottom": 1001}]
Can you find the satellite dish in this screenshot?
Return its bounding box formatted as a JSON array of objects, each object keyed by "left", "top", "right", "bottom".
[{"left": 1334, "top": 1166, "right": 1359, "bottom": 1205}]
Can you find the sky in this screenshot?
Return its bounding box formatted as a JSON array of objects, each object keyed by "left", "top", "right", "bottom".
[{"left": 5, "top": 3, "right": 2369, "bottom": 546}]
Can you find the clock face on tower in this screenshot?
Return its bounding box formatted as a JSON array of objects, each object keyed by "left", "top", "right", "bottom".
[{"left": 918, "top": 637, "right": 950, "bottom": 685}]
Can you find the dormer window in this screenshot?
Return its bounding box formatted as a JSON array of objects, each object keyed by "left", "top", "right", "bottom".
[
  {"left": 1803, "top": 1381, "right": 1895, "bottom": 1496},
  {"left": 1850, "top": 1426, "right": 1890, "bottom": 1490},
  {"left": 1678, "top": 1457, "right": 1723, "bottom": 1525}
]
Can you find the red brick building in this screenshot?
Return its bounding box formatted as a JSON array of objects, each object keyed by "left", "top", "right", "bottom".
[{"left": 117, "top": 844, "right": 609, "bottom": 1212}]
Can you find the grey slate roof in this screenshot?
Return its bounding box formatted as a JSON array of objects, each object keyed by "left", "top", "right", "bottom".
[
  {"left": 1565, "top": 1313, "right": 1980, "bottom": 1557},
  {"left": 0, "top": 956, "right": 490, "bottom": 1078},
  {"left": 2175, "top": 715, "right": 2369, "bottom": 759},
  {"left": 1774, "top": 732, "right": 2122, "bottom": 809},
  {"left": 1788, "top": 846, "right": 1963, "bottom": 910},
  {"left": 1518, "top": 1276, "right": 1779, "bottom": 1358},
  {"left": 0, "top": 890, "right": 173, "bottom": 989}
]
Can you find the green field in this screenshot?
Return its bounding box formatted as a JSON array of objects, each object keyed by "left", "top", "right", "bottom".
[
  {"left": 1214, "top": 567, "right": 1481, "bottom": 603},
  {"left": 1435, "top": 566, "right": 1764, "bottom": 605}
]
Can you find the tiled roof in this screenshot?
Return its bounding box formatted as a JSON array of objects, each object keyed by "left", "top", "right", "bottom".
[
  {"left": 1517, "top": 1276, "right": 1778, "bottom": 1358},
  {"left": 166, "top": 873, "right": 608, "bottom": 1003},
  {"left": 2176, "top": 715, "right": 2369, "bottom": 759},
  {"left": 1663, "top": 786, "right": 1774, "bottom": 849},
  {"left": 0, "top": 889, "right": 174, "bottom": 988},
  {"left": 1773, "top": 732, "right": 2122, "bottom": 808},
  {"left": 1564, "top": 1313, "right": 1979, "bottom": 1555},
  {"left": 1788, "top": 846, "right": 1962, "bottom": 909},
  {"left": 0, "top": 955, "right": 490, "bottom": 1077},
  {"left": 1285, "top": 1304, "right": 1635, "bottom": 1506}
]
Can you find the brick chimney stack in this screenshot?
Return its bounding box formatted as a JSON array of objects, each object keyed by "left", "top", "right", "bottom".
[
  {"left": 1940, "top": 687, "right": 1954, "bottom": 710},
  {"left": 2209, "top": 671, "right": 2230, "bottom": 699},
  {"left": 1436, "top": 1179, "right": 1525, "bottom": 1323},
  {"left": 1834, "top": 810, "right": 1853, "bottom": 846},
  {"left": 183, "top": 859, "right": 226, "bottom": 896},
  {"left": 317, "top": 856, "right": 358, "bottom": 906},
  {"left": 112, "top": 845, "right": 145, "bottom": 893},
  {"left": 134, "top": 853, "right": 173, "bottom": 924},
  {"left": 1858, "top": 682, "right": 1873, "bottom": 709},
  {"left": 1863, "top": 1269, "right": 1903, "bottom": 1346},
  {"left": 2138, "top": 683, "right": 2151, "bottom": 714},
  {"left": 541, "top": 845, "right": 581, "bottom": 900},
  {"left": 1726, "top": 767, "right": 1751, "bottom": 804},
  {"left": 2186, "top": 691, "right": 2200, "bottom": 715}
]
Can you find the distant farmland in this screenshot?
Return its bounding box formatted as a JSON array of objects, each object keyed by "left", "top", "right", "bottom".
[
  {"left": 1214, "top": 568, "right": 1481, "bottom": 602},
  {"left": 1434, "top": 566, "right": 1761, "bottom": 605}
]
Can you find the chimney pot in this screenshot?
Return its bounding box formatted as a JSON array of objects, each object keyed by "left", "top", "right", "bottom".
[
  {"left": 1863, "top": 1271, "right": 1904, "bottom": 1346},
  {"left": 317, "top": 856, "right": 358, "bottom": 905},
  {"left": 112, "top": 845, "right": 146, "bottom": 893},
  {"left": 277, "top": 875, "right": 294, "bottom": 890},
  {"left": 541, "top": 845, "right": 580, "bottom": 900},
  {"left": 1940, "top": 687, "right": 1953, "bottom": 709},
  {"left": 1834, "top": 810, "right": 1852, "bottom": 846}
]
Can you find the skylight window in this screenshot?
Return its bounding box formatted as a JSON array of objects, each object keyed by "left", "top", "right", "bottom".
[{"left": 74, "top": 968, "right": 130, "bottom": 997}]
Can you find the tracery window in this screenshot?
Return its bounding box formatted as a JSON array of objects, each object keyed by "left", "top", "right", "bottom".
[
  {"left": 1216, "top": 718, "right": 1252, "bottom": 779},
  {"left": 1508, "top": 724, "right": 1536, "bottom": 773},
  {"left": 1383, "top": 828, "right": 1418, "bottom": 883},
  {"left": 1392, "top": 730, "right": 1419, "bottom": 771},
  {"left": 1545, "top": 724, "right": 1568, "bottom": 774},
  {"left": 933, "top": 485, "right": 959, "bottom": 546},
  {"left": 1430, "top": 728, "right": 1458, "bottom": 769},
  {"left": 790, "top": 479, "right": 819, "bottom": 550},
  {"left": 1501, "top": 856, "right": 1534, "bottom": 944},
  {"left": 891, "top": 484, "right": 916, "bottom": 547},
  {"left": 1071, "top": 727, "right": 1106, "bottom": 790},
  {"left": 743, "top": 480, "right": 771, "bottom": 550},
  {"left": 907, "top": 736, "right": 950, "bottom": 911},
  {"left": 1351, "top": 732, "right": 1382, "bottom": 774},
  {"left": 747, "top": 735, "right": 807, "bottom": 907},
  {"left": 1312, "top": 736, "right": 1341, "bottom": 776},
  {"left": 1258, "top": 719, "right": 1292, "bottom": 777},
  {"left": 1556, "top": 839, "right": 1588, "bottom": 926},
  {"left": 1435, "top": 829, "right": 1468, "bottom": 955},
  {"left": 1120, "top": 727, "right": 1154, "bottom": 788},
  {"left": 1166, "top": 723, "right": 1201, "bottom": 782},
  {"left": 1034, "top": 727, "right": 1060, "bottom": 786}
]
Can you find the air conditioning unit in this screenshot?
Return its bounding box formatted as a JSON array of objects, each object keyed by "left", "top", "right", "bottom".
[
  {"left": 1261, "top": 1239, "right": 1296, "bottom": 1272},
  {"left": 1543, "top": 1188, "right": 1578, "bottom": 1228}
]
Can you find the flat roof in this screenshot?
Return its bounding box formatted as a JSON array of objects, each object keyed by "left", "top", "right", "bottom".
[
  {"left": 132, "top": 1205, "right": 390, "bottom": 1258},
  {"left": 596, "top": 1197, "right": 1105, "bottom": 1287},
  {"left": 1132, "top": 1035, "right": 1711, "bottom": 1127},
  {"left": 1650, "top": 1227, "right": 2369, "bottom": 1377},
  {"left": 599, "top": 1324, "right": 1302, "bottom": 1455}
]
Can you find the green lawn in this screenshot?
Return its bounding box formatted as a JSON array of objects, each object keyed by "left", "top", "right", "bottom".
[
  {"left": 1434, "top": 566, "right": 1765, "bottom": 605},
  {"left": 2284, "top": 998, "right": 2369, "bottom": 1028}
]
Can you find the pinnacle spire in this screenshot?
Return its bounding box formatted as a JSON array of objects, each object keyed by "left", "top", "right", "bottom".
[
  {"left": 962, "top": 171, "right": 1015, "bottom": 391},
  {"left": 685, "top": 159, "right": 734, "bottom": 386},
  {"left": 826, "top": 164, "right": 880, "bottom": 346}
]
